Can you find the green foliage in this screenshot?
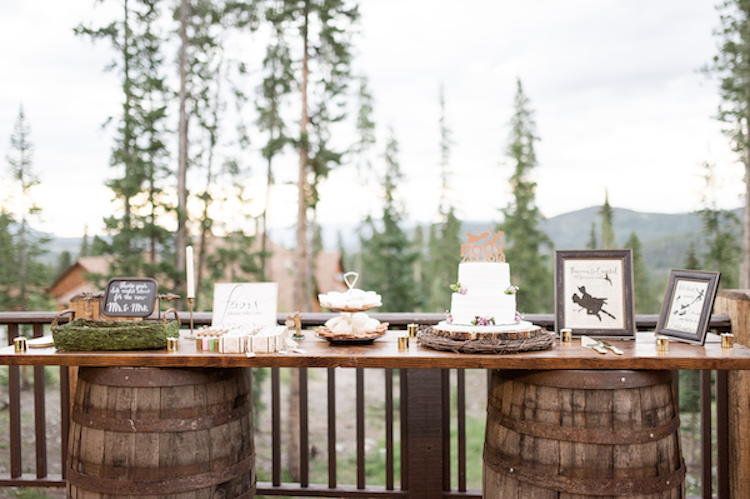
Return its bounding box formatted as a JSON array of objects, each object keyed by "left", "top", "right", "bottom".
[
  {"left": 599, "top": 190, "right": 616, "bottom": 249},
  {"left": 427, "top": 208, "right": 462, "bottom": 313},
  {"left": 76, "top": 0, "right": 172, "bottom": 282},
  {"left": 624, "top": 231, "right": 659, "bottom": 314},
  {"left": 498, "top": 79, "right": 553, "bottom": 314},
  {"left": 586, "top": 221, "right": 597, "bottom": 249},
  {"left": 695, "top": 161, "right": 741, "bottom": 288},
  {"left": 679, "top": 369, "right": 701, "bottom": 413},
  {"left": 3, "top": 106, "right": 52, "bottom": 312},
  {"left": 359, "top": 128, "right": 421, "bottom": 312},
  {"left": 685, "top": 242, "right": 701, "bottom": 269},
  {"left": 704, "top": 0, "right": 750, "bottom": 286}
]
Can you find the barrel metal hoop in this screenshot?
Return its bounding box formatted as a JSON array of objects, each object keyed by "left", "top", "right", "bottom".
[
  {"left": 78, "top": 366, "right": 244, "bottom": 387},
  {"left": 72, "top": 399, "right": 253, "bottom": 433},
  {"left": 67, "top": 451, "right": 256, "bottom": 495},
  {"left": 493, "top": 369, "right": 673, "bottom": 390},
  {"left": 483, "top": 445, "right": 686, "bottom": 496},
  {"left": 487, "top": 404, "right": 681, "bottom": 444}
]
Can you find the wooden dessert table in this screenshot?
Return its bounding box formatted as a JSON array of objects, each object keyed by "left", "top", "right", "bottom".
[
  {"left": 2, "top": 330, "right": 749, "bottom": 370},
  {"left": 3, "top": 330, "right": 750, "bottom": 499}
]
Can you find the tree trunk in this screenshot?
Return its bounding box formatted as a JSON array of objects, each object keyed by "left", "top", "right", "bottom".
[
  {"left": 294, "top": 13, "right": 309, "bottom": 315},
  {"left": 289, "top": 1, "right": 311, "bottom": 482},
  {"left": 742, "top": 156, "right": 750, "bottom": 289},
  {"left": 176, "top": 0, "right": 189, "bottom": 303}
]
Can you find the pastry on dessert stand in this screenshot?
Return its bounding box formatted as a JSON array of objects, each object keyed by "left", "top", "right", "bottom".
[{"left": 317, "top": 272, "right": 388, "bottom": 344}]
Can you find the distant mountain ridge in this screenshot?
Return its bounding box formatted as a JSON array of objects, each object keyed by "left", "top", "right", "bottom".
[{"left": 40, "top": 206, "right": 742, "bottom": 281}]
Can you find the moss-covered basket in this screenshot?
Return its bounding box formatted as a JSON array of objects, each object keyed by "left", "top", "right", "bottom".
[{"left": 52, "top": 308, "right": 180, "bottom": 351}]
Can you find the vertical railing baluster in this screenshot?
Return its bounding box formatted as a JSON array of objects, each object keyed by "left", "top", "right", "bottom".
[
  {"left": 441, "top": 369, "right": 450, "bottom": 492},
  {"left": 33, "top": 323, "right": 47, "bottom": 478},
  {"left": 271, "top": 367, "right": 281, "bottom": 486},
  {"left": 716, "top": 370, "right": 729, "bottom": 499},
  {"left": 356, "top": 368, "right": 365, "bottom": 489},
  {"left": 8, "top": 323, "right": 22, "bottom": 478},
  {"left": 60, "top": 365, "right": 70, "bottom": 479},
  {"left": 327, "top": 367, "right": 336, "bottom": 489},
  {"left": 400, "top": 368, "right": 409, "bottom": 491},
  {"left": 701, "top": 369, "right": 712, "bottom": 499},
  {"left": 300, "top": 367, "right": 309, "bottom": 487},
  {"left": 385, "top": 368, "right": 394, "bottom": 490},
  {"left": 457, "top": 369, "right": 466, "bottom": 492}
]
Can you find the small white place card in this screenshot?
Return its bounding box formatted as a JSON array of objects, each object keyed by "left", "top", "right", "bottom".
[{"left": 212, "top": 283, "right": 278, "bottom": 328}]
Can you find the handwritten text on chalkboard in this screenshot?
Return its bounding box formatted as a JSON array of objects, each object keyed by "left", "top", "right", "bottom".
[{"left": 103, "top": 278, "right": 158, "bottom": 317}]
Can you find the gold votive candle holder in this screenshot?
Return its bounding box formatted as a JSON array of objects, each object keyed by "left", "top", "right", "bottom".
[
  {"left": 13, "top": 336, "right": 27, "bottom": 353},
  {"left": 167, "top": 337, "right": 179, "bottom": 352},
  {"left": 560, "top": 328, "right": 572, "bottom": 344},
  {"left": 407, "top": 323, "right": 419, "bottom": 338},
  {"left": 656, "top": 335, "right": 669, "bottom": 354},
  {"left": 721, "top": 333, "right": 734, "bottom": 349},
  {"left": 398, "top": 335, "right": 409, "bottom": 351}
]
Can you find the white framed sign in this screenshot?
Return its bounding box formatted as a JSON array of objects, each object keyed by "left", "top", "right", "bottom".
[{"left": 212, "top": 282, "right": 278, "bottom": 327}]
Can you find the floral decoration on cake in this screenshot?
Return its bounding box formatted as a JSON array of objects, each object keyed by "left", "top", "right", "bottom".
[
  {"left": 504, "top": 285, "right": 519, "bottom": 295},
  {"left": 450, "top": 283, "right": 467, "bottom": 295},
  {"left": 446, "top": 312, "right": 454, "bottom": 324},
  {"left": 471, "top": 316, "right": 496, "bottom": 326}
]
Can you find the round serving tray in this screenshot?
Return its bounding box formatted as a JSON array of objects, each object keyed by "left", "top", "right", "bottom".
[{"left": 316, "top": 323, "right": 389, "bottom": 345}]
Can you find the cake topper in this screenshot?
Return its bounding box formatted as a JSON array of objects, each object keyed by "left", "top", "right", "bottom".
[{"left": 461, "top": 226, "right": 506, "bottom": 262}]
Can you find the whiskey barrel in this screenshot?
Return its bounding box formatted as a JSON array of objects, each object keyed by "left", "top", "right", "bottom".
[
  {"left": 484, "top": 370, "right": 685, "bottom": 498},
  {"left": 67, "top": 367, "right": 256, "bottom": 499}
]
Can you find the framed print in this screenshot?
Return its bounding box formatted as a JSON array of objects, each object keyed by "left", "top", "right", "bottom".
[
  {"left": 655, "top": 269, "right": 721, "bottom": 345},
  {"left": 555, "top": 249, "right": 635, "bottom": 339}
]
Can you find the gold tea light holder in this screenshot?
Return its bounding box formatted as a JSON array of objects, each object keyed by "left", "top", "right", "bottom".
[
  {"left": 656, "top": 335, "right": 669, "bottom": 354},
  {"left": 407, "top": 323, "right": 418, "bottom": 338},
  {"left": 398, "top": 335, "right": 409, "bottom": 351},
  {"left": 13, "top": 336, "right": 27, "bottom": 353},
  {"left": 721, "top": 333, "right": 734, "bottom": 349},
  {"left": 167, "top": 337, "right": 179, "bottom": 352},
  {"left": 560, "top": 328, "right": 572, "bottom": 344}
]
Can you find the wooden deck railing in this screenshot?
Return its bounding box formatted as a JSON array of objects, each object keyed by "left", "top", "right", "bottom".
[{"left": 0, "top": 309, "right": 739, "bottom": 498}]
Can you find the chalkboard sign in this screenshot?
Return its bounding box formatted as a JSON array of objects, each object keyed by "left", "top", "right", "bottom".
[{"left": 102, "top": 278, "right": 158, "bottom": 318}]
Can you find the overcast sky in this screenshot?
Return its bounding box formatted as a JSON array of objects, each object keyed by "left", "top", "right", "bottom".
[{"left": 0, "top": 0, "right": 744, "bottom": 239}]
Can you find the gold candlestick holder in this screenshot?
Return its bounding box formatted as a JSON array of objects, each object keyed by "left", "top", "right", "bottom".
[{"left": 188, "top": 297, "right": 195, "bottom": 335}]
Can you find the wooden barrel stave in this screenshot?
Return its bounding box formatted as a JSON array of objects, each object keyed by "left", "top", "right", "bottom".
[
  {"left": 484, "top": 369, "right": 684, "bottom": 499},
  {"left": 67, "top": 367, "right": 255, "bottom": 499}
]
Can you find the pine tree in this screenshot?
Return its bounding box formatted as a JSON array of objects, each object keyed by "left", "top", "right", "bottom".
[
  {"left": 291, "top": 0, "right": 360, "bottom": 312},
  {"left": 257, "top": 0, "right": 294, "bottom": 280},
  {"left": 427, "top": 84, "right": 462, "bottom": 313},
  {"left": 696, "top": 161, "right": 741, "bottom": 288},
  {"left": 624, "top": 231, "right": 657, "bottom": 313},
  {"left": 586, "top": 221, "right": 597, "bottom": 249},
  {"left": 0, "top": 210, "right": 17, "bottom": 311},
  {"left": 685, "top": 242, "right": 701, "bottom": 269},
  {"left": 76, "top": 0, "right": 169, "bottom": 280},
  {"left": 428, "top": 208, "right": 462, "bottom": 313},
  {"left": 56, "top": 251, "right": 73, "bottom": 279},
  {"left": 498, "top": 79, "right": 553, "bottom": 313},
  {"left": 704, "top": 0, "right": 750, "bottom": 287},
  {"left": 359, "top": 128, "right": 420, "bottom": 312},
  {"left": 79, "top": 225, "right": 91, "bottom": 258},
  {"left": 600, "top": 189, "right": 616, "bottom": 250},
  {"left": 5, "top": 106, "right": 50, "bottom": 312}
]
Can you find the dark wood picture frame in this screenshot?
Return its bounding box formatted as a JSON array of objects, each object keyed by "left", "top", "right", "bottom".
[
  {"left": 554, "top": 249, "right": 635, "bottom": 339},
  {"left": 655, "top": 269, "right": 721, "bottom": 345}
]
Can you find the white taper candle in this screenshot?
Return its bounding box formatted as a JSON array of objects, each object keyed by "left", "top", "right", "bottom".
[{"left": 186, "top": 245, "right": 195, "bottom": 299}]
